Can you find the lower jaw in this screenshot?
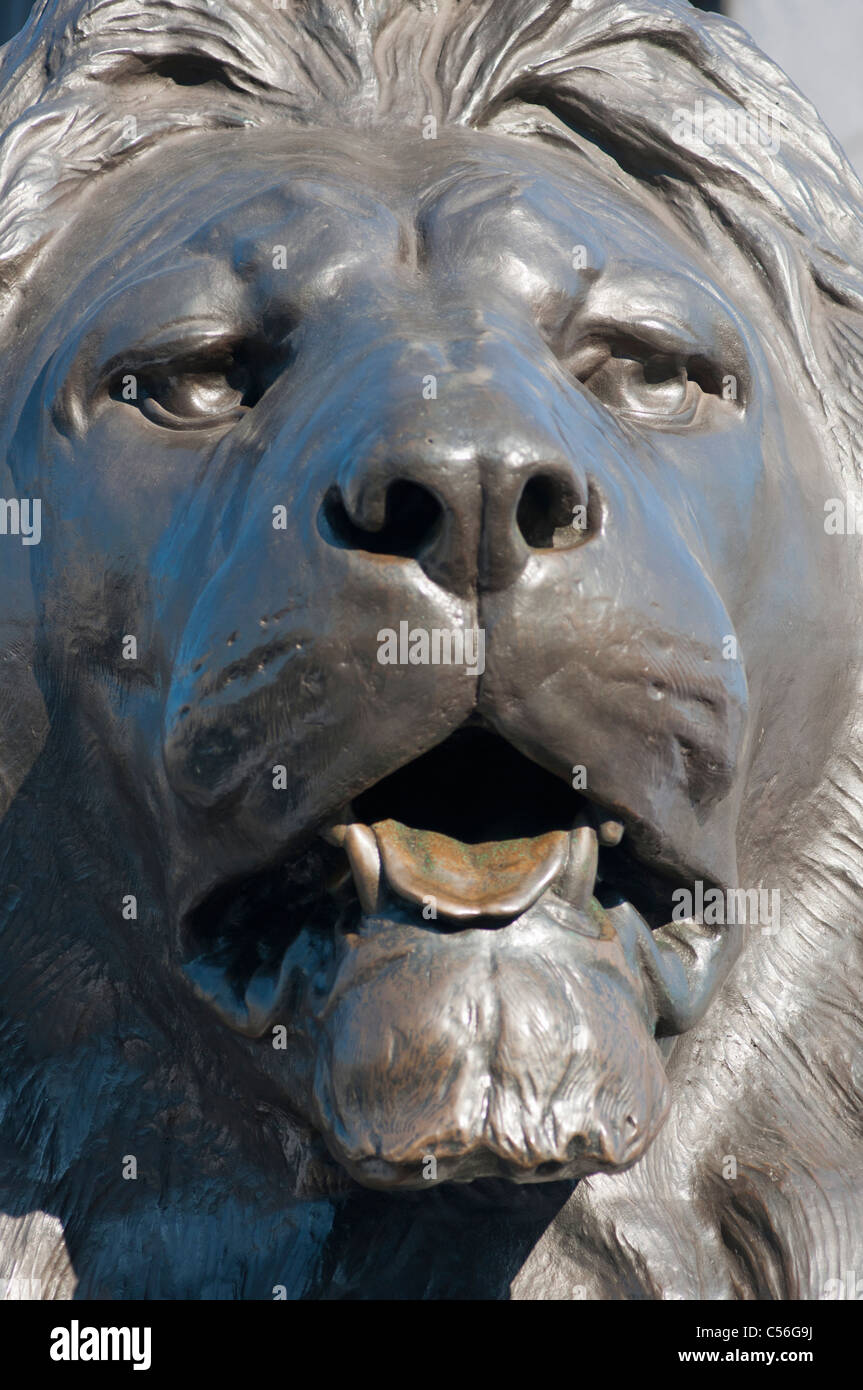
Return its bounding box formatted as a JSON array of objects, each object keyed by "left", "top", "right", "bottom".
[
  {"left": 304, "top": 894, "right": 674, "bottom": 1188},
  {"left": 180, "top": 802, "right": 735, "bottom": 1190},
  {"left": 181, "top": 823, "right": 731, "bottom": 1043}
]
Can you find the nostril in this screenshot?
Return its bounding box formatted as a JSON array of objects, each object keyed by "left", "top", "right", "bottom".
[
  {"left": 517, "top": 471, "right": 592, "bottom": 550},
  {"left": 320, "top": 480, "right": 443, "bottom": 557},
  {"left": 534, "top": 1160, "right": 564, "bottom": 1178}
]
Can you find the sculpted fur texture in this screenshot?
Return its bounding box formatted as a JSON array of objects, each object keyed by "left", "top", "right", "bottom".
[{"left": 0, "top": 0, "right": 860, "bottom": 1299}]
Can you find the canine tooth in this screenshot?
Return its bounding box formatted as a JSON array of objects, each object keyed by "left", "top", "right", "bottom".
[
  {"left": 558, "top": 825, "right": 598, "bottom": 908},
  {"left": 321, "top": 808, "right": 356, "bottom": 847},
  {"left": 598, "top": 819, "right": 624, "bottom": 847},
  {"left": 343, "top": 823, "right": 382, "bottom": 914}
]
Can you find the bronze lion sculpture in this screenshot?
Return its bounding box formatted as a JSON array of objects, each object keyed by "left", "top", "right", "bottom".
[{"left": 0, "top": 0, "right": 860, "bottom": 1300}]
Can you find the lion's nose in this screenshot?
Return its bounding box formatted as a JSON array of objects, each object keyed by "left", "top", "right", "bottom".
[{"left": 319, "top": 435, "right": 595, "bottom": 596}]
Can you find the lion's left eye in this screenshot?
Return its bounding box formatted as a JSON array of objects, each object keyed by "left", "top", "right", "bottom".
[{"left": 581, "top": 350, "right": 701, "bottom": 422}]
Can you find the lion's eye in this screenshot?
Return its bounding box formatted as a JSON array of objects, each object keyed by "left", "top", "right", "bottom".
[
  {"left": 158, "top": 370, "right": 246, "bottom": 416},
  {"left": 580, "top": 349, "right": 701, "bottom": 422},
  {"left": 110, "top": 354, "right": 258, "bottom": 430},
  {"left": 142, "top": 362, "right": 252, "bottom": 429}
]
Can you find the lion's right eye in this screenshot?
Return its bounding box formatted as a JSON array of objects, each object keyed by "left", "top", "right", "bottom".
[
  {"left": 109, "top": 349, "right": 266, "bottom": 430},
  {"left": 143, "top": 367, "right": 249, "bottom": 424}
]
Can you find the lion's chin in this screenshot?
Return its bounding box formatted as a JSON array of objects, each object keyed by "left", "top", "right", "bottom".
[{"left": 311, "top": 907, "right": 669, "bottom": 1188}]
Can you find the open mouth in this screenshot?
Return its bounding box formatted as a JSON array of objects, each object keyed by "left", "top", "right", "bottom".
[
  {"left": 330, "top": 727, "right": 682, "bottom": 926},
  {"left": 180, "top": 722, "right": 742, "bottom": 1186},
  {"left": 182, "top": 726, "right": 699, "bottom": 1031}
]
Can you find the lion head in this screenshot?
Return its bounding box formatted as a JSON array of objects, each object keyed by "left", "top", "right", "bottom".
[{"left": 0, "top": 0, "right": 861, "bottom": 1299}]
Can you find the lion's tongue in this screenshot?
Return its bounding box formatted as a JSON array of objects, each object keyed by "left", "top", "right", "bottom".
[{"left": 346, "top": 818, "right": 569, "bottom": 920}]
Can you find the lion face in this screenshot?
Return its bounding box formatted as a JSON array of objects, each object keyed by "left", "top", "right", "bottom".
[{"left": 16, "top": 122, "right": 853, "bottom": 1192}]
